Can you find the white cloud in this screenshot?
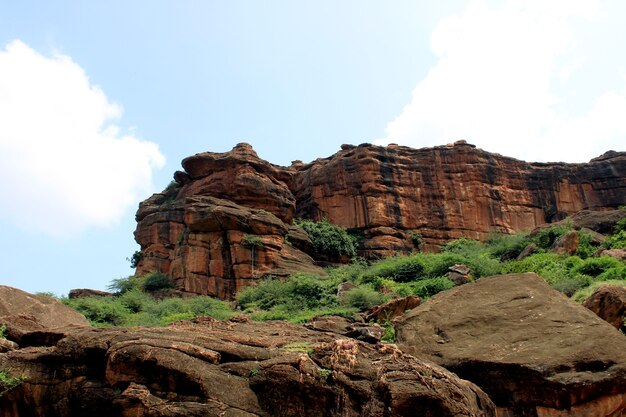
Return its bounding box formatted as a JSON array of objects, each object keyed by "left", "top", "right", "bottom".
[
  {"left": 0, "top": 40, "right": 165, "bottom": 237},
  {"left": 378, "top": 0, "right": 626, "bottom": 162}
]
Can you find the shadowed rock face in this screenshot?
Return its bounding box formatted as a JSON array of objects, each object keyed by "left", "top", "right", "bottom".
[
  {"left": 134, "top": 142, "right": 625, "bottom": 298},
  {"left": 395, "top": 273, "right": 626, "bottom": 417},
  {"left": 0, "top": 318, "right": 495, "bottom": 417}
]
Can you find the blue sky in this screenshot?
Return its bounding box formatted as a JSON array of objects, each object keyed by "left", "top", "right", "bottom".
[{"left": 1, "top": 1, "right": 625, "bottom": 295}]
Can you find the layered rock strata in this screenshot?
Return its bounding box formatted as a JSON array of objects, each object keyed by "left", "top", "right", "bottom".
[
  {"left": 0, "top": 317, "right": 495, "bottom": 417},
  {"left": 135, "top": 142, "right": 625, "bottom": 298}
]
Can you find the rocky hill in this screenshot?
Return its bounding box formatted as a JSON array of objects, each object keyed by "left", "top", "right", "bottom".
[{"left": 134, "top": 142, "right": 625, "bottom": 299}]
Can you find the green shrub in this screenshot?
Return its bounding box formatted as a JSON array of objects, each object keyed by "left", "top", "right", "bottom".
[
  {"left": 0, "top": 369, "right": 24, "bottom": 397},
  {"left": 596, "top": 264, "right": 626, "bottom": 281},
  {"left": 486, "top": 232, "right": 532, "bottom": 260},
  {"left": 533, "top": 225, "right": 570, "bottom": 249},
  {"left": 341, "top": 286, "right": 388, "bottom": 310},
  {"left": 295, "top": 218, "right": 357, "bottom": 259},
  {"left": 443, "top": 238, "right": 483, "bottom": 256},
  {"left": 410, "top": 277, "right": 455, "bottom": 298},
  {"left": 575, "top": 231, "right": 597, "bottom": 259},
  {"left": 604, "top": 230, "right": 626, "bottom": 250},
  {"left": 118, "top": 289, "right": 154, "bottom": 313},
  {"left": 551, "top": 274, "right": 592, "bottom": 297},
  {"left": 127, "top": 250, "right": 143, "bottom": 269},
  {"left": 572, "top": 256, "right": 623, "bottom": 278},
  {"left": 0, "top": 324, "right": 6, "bottom": 339},
  {"left": 502, "top": 253, "right": 571, "bottom": 284},
  {"left": 142, "top": 272, "right": 175, "bottom": 292},
  {"left": 107, "top": 275, "right": 142, "bottom": 294},
  {"left": 64, "top": 297, "right": 129, "bottom": 326}
]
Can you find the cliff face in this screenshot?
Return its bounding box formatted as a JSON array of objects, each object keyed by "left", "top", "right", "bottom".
[{"left": 134, "top": 141, "right": 625, "bottom": 298}]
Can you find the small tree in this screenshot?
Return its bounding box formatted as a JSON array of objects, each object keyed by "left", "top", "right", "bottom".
[{"left": 242, "top": 235, "right": 264, "bottom": 277}]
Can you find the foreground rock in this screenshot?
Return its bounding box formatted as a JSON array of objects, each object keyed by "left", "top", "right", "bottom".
[
  {"left": 0, "top": 317, "right": 495, "bottom": 417},
  {"left": 584, "top": 285, "right": 626, "bottom": 331},
  {"left": 396, "top": 273, "right": 626, "bottom": 417},
  {"left": 0, "top": 286, "right": 90, "bottom": 344},
  {"left": 135, "top": 142, "right": 625, "bottom": 298}
]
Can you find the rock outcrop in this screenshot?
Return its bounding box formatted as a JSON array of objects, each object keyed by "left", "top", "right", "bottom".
[
  {"left": 395, "top": 273, "right": 626, "bottom": 417},
  {"left": 0, "top": 317, "right": 495, "bottom": 417},
  {"left": 0, "top": 286, "right": 90, "bottom": 344},
  {"left": 134, "top": 142, "right": 625, "bottom": 298},
  {"left": 583, "top": 284, "right": 626, "bottom": 331}
]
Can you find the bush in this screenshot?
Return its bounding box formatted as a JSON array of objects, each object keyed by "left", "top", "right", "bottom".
[
  {"left": 486, "top": 232, "right": 532, "bottom": 260},
  {"left": 533, "top": 225, "right": 570, "bottom": 250},
  {"left": 575, "top": 231, "right": 597, "bottom": 259},
  {"left": 551, "top": 275, "right": 592, "bottom": 297},
  {"left": 107, "top": 275, "right": 142, "bottom": 294},
  {"left": 572, "top": 256, "right": 623, "bottom": 278},
  {"left": 0, "top": 369, "right": 24, "bottom": 398},
  {"left": 341, "top": 286, "right": 388, "bottom": 310},
  {"left": 295, "top": 218, "right": 357, "bottom": 259},
  {"left": 64, "top": 297, "right": 129, "bottom": 326},
  {"left": 410, "top": 277, "right": 455, "bottom": 298},
  {"left": 142, "top": 272, "right": 175, "bottom": 292},
  {"left": 604, "top": 230, "right": 626, "bottom": 250}
]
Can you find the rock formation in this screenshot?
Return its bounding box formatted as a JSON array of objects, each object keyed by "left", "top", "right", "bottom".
[
  {"left": 583, "top": 284, "right": 626, "bottom": 331},
  {"left": 0, "top": 286, "right": 90, "bottom": 344},
  {"left": 0, "top": 315, "right": 495, "bottom": 417},
  {"left": 134, "top": 142, "right": 625, "bottom": 298},
  {"left": 395, "top": 273, "right": 626, "bottom": 417}
]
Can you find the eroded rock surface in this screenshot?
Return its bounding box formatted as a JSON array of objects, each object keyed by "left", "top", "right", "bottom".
[
  {"left": 584, "top": 285, "right": 626, "bottom": 331},
  {"left": 0, "top": 318, "right": 495, "bottom": 417},
  {"left": 134, "top": 142, "right": 625, "bottom": 298},
  {"left": 0, "top": 286, "right": 90, "bottom": 344},
  {"left": 395, "top": 273, "right": 626, "bottom": 417}
]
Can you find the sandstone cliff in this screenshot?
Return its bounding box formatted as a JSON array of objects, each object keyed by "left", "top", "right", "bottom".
[{"left": 134, "top": 141, "right": 625, "bottom": 298}]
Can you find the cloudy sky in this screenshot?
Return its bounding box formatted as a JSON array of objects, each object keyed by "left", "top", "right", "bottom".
[{"left": 1, "top": 0, "right": 624, "bottom": 295}]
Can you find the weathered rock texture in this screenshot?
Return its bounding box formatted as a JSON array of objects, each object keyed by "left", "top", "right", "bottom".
[
  {"left": 135, "top": 142, "right": 625, "bottom": 298},
  {"left": 584, "top": 284, "right": 626, "bottom": 331},
  {"left": 0, "top": 286, "right": 90, "bottom": 344},
  {"left": 395, "top": 273, "right": 626, "bottom": 417},
  {"left": 0, "top": 317, "right": 495, "bottom": 417}
]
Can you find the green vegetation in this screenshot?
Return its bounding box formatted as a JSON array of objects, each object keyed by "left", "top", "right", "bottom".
[
  {"left": 64, "top": 274, "right": 234, "bottom": 327},
  {"left": 0, "top": 324, "right": 6, "bottom": 339},
  {"left": 294, "top": 218, "right": 357, "bottom": 259},
  {"left": 127, "top": 250, "right": 143, "bottom": 269},
  {"left": 63, "top": 216, "right": 625, "bottom": 330},
  {"left": 0, "top": 369, "right": 24, "bottom": 397}
]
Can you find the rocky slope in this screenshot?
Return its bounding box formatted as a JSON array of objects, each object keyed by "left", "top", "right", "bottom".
[
  {"left": 0, "top": 315, "right": 495, "bottom": 417},
  {"left": 135, "top": 142, "right": 625, "bottom": 298}
]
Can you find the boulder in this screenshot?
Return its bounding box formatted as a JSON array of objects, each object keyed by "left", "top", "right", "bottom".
[
  {"left": 446, "top": 264, "right": 471, "bottom": 286},
  {"left": 516, "top": 242, "right": 537, "bottom": 260},
  {"left": 0, "top": 318, "right": 495, "bottom": 417},
  {"left": 396, "top": 273, "right": 626, "bottom": 417},
  {"left": 551, "top": 230, "right": 580, "bottom": 255},
  {"left": 583, "top": 285, "right": 626, "bottom": 330},
  {"left": 363, "top": 295, "right": 421, "bottom": 322},
  {"left": 68, "top": 288, "right": 113, "bottom": 299},
  {"left": 0, "top": 286, "right": 90, "bottom": 343},
  {"left": 599, "top": 248, "right": 626, "bottom": 262}
]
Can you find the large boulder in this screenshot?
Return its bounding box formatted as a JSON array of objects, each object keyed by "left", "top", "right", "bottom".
[
  {"left": 583, "top": 285, "right": 626, "bottom": 331},
  {"left": 0, "top": 286, "right": 89, "bottom": 344},
  {"left": 395, "top": 273, "right": 626, "bottom": 417},
  {"left": 0, "top": 317, "right": 495, "bottom": 417}
]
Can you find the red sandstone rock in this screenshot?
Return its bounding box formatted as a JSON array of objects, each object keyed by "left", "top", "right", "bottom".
[
  {"left": 0, "top": 286, "right": 90, "bottom": 343},
  {"left": 134, "top": 142, "right": 625, "bottom": 299},
  {"left": 363, "top": 295, "right": 421, "bottom": 322},
  {"left": 551, "top": 230, "right": 580, "bottom": 255},
  {"left": 0, "top": 318, "right": 495, "bottom": 417},
  {"left": 583, "top": 285, "right": 626, "bottom": 330}
]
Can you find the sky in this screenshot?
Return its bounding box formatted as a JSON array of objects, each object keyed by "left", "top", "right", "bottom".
[{"left": 1, "top": 0, "right": 624, "bottom": 296}]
